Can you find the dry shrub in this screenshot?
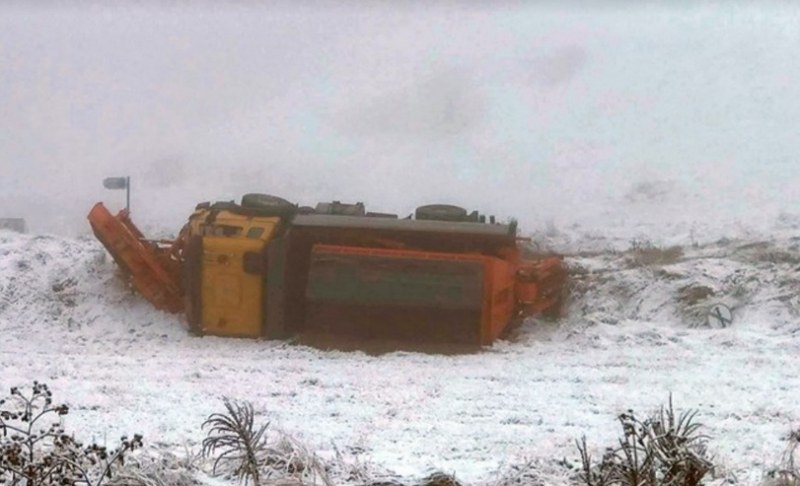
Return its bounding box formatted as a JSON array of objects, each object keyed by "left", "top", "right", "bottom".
[
  {"left": 676, "top": 285, "right": 720, "bottom": 327},
  {"left": 326, "top": 444, "right": 405, "bottom": 486},
  {"left": 107, "top": 449, "right": 200, "bottom": 486},
  {"left": 734, "top": 241, "right": 800, "bottom": 266},
  {"left": 262, "top": 433, "right": 332, "bottom": 485},
  {"left": 677, "top": 285, "right": 715, "bottom": 307},
  {"left": 575, "top": 397, "right": 713, "bottom": 486},
  {"left": 626, "top": 240, "right": 684, "bottom": 267},
  {"left": 756, "top": 250, "right": 800, "bottom": 265},
  {"left": 490, "top": 460, "right": 543, "bottom": 486},
  {"left": 203, "top": 398, "right": 268, "bottom": 485},
  {"left": 416, "top": 471, "right": 462, "bottom": 486},
  {"left": 0, "top": 381, "right": 143, "bottom": 486},
  {"left": 765, "top": 428, "right": 800, "bottom": 486},
  {"left": 202, "top": 398, "right": 332, "bottom": 486},
  {"left": 487, "top": 458, "right": 563, "bottom": 486}
]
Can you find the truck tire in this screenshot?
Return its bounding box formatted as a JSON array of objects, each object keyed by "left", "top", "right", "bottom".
[
  {"left": 240, "top": 193, "right": 298, "bottom": 218},
  {"left": 415, "top": 204, "right": 468, "bottom": 222},
  {"left": 241, "top": 193, "right": 294, "bottom": 209}
]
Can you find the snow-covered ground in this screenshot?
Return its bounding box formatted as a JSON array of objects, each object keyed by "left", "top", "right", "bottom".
[
  {"left": 1, "top": 220, "right": 798, "bottom": 485},
  {"left": 2, "top": 4, "right": 800, "bottom": 484}
]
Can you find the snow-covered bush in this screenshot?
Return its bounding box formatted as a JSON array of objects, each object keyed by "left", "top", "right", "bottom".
[
  {"left": 106, "top": 449, "right": 201, "bottom": 486},
  {"left": 765, "top": 428, "right": 800, "bottom": 486},
  {"left": 0, "top": 381, "right": 143, "bottom": 485},
  {"left": 202, "top": 398, "right": 269, "bottom": 485},
  {"left": 202, "top": 398, "right": 332, "bottom": 486},
  {"left": 575, "top": 397, "right": 713, "bottom": 486}
]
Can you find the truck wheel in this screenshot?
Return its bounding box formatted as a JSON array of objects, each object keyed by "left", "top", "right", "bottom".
[
  {"left": 415, "top": 204, "right": 468, "bottom": 222},
  {"left": 241, "top": 193, "right": 294, "bottom": 209}
]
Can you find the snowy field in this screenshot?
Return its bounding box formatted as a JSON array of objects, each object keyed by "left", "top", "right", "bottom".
[
  {"left": 2, "top": 3, "right": 800, "bottom": 484},
  {"left": 1, "top": 217, "right": 798, "bottom": 485}
]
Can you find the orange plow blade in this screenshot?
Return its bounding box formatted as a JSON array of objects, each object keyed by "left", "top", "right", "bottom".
[
  {"left": 515, "top": 256, "right": 568, "bottom": 317},
  {"left": 87, "top": 203, "right": 183, "bottom": 313}
]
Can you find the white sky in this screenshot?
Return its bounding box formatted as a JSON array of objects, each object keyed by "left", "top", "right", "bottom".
[{"left": 1, "top": 3, "right": 798, "bottom": 237}]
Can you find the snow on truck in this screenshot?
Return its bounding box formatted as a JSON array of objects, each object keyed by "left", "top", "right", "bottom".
[{"left": 87, "top": 194, "right": 567, "bottom": 345}]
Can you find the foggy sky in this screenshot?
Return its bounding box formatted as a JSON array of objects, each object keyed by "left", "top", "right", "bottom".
[{"left": 1, "top": 3, "right": 798, "bottom": 237}]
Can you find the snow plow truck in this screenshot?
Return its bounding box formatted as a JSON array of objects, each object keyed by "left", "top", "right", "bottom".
[{"left": 88, "top": 194, "right": 567, "bottom": 345}]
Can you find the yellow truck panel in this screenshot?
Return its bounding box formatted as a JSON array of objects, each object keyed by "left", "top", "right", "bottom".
[
  {"left": 188, "top": 211, "right": 280, "bottom": 337},
  {"left": 200, "top": 237, "right": 264, "bottom": 337}
]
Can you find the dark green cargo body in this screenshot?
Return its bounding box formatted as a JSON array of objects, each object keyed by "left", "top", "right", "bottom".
[
  {"left": 303, "top": 246, "right": 485, "bottom": 343},
  {"left": 306, "top": 250, "right": 484, "bottom": 310}
]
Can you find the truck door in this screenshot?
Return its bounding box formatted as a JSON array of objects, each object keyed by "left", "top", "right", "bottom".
[
  {"left": 188, "top": 220, "right": 278, "bottom": 338},
  {"left": 200, "top": 236, "right": 265, "bottom": 337}
]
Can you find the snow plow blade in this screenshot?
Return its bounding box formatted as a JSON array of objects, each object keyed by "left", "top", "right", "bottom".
[{"left": 87, "top": 203, "right": 183, "bottom": 313}]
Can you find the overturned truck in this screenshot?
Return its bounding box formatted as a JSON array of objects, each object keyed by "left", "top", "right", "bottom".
[{"left": 88, "top": 194, "right": 567, "bottom": 345}]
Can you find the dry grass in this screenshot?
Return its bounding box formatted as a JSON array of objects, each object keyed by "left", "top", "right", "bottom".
[
  {"left": 11, "top": 384, "right": 798, "bottom": 486},
  {"left": 575, "top": 396, "right": 713, "bottom": 486},
  {"left": 626, "top": 240, "right": 684, "bottom": 267},
  {"left": 107, "top": 449, "right": 201, "bottom": 486},
  {"left": 765, "top": 428, "right": 800, "bottom": 486},
  {"left": 677, "top": 285, "right": 715, "bottom": 307},
  {"left": 202, "top": 398, "right": 269, "bottom": 485},
  {"left": 202, "top": 398, "right": 333, "bottom": 486}
]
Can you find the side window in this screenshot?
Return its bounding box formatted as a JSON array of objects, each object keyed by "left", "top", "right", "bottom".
[
  {"left": 201, "top": 225, "right": 243, "bottom": 237},
  {"left": 246, "top": 227, "right": 265, "bottom": 239}
]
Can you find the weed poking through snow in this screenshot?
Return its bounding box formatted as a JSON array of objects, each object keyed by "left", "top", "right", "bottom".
[
  {"left": 202, "top": 397, "right": 333, "bottom": 486},
  {"left": 766, "top": 427, "right": 800, "bottom": 486},
  {"left": 202, "top": 398, "right": 268, "bottom": 485},
  {"left": 575, "top": 396, "right": 713, "bottom": 486}
]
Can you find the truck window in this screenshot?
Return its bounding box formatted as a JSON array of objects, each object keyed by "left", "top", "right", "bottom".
[
  {"left": 246, "top": 227, "right": 265, "bottom": 239},
  {"left": 202, "top": 225, "right": 242, "bottom": 237}
]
